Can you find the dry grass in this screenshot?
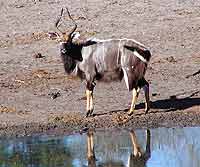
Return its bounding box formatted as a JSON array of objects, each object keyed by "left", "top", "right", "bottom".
[{"left": 0, "top": 105, "right": 16, "bottom": 113}]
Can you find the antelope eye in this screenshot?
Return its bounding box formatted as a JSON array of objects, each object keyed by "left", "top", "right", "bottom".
[
  {"left": 61, "top": 48, "right": 67, "bottom": 54},
  {"left": 65, "top": 43, "right": 72, "bottom": 50}
]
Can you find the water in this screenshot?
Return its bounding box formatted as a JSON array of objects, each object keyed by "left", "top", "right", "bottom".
[{"left": 0, "top": 127, "right": 200, "bottom": 167}]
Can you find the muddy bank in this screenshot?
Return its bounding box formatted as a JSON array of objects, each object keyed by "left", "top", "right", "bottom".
[{"left": 0, "top": 107, "right": 200, "bottom": 137}]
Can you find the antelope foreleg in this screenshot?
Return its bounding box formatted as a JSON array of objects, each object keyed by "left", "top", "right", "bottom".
[
  {"left": 90, "top": 91, "right": 94, "bottom": 113},
  {"left": 86, "top": 90, "right": 93, "bottom": 117},
  {"left": 86, "top": 89, "right": 90, "bottom": 114},
  {"left": 128, "top": 88, "right": 140, "bottom": 116}
]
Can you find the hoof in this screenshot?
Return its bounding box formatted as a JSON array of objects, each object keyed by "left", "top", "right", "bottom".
[
  {"left": 86, "top": 112, "right": 89, "bottom": 118},
  {"left": 128, "top": 110, "right": 134, "bottom": 116},
  {"left": 86, "top": 109, "right": 94, "bottom": 117},
  {"left": 145, "top": 107, "right": 150, "bottom": 114},
  {"left": 86, "top": 110, "right": 91, "bottom": 117}
]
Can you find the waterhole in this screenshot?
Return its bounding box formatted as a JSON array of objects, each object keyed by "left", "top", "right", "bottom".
[{"left": 0, "top": 127, "right": 199, "bottom": 167}]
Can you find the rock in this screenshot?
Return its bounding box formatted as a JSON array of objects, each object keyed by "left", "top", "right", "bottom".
[
  {"left": 33, "top": 53, "right": 44, "bottom": 58},
  {"left": 166, "top": 56, "right": 176, "bottom": 63},
  {"left": 48, "top": 91, "right": 61, "bottom": 99}
]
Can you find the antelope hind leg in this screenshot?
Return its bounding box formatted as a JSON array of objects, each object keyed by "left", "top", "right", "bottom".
[
  {"left": 138, "top": 78, "right": 150, "bottom": 114},
  {"left": 143, "top": 84, "right": 150, "bottom": 114},
  {"left": 89, "top": 90, "right": 94, "bottom": 115}
]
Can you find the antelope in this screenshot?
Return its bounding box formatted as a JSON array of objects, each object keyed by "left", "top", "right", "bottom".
[{"left": 48, "top": 8, "right": 151, "bottom": 117}]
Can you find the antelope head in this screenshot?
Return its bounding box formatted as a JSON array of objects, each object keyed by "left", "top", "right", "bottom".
[{"left": 48, "top": 8, "right": 82, "bottom": 74}]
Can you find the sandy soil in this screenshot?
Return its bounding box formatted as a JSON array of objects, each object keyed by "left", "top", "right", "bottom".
[{"left": 0, "top": 0, "right": 199, "bottom": 137}]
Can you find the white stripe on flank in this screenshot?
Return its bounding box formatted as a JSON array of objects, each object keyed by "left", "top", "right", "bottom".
[
  {"left": 122, "top": 68, "right": 129, "bottom": 90},
  {"left": 122, "top": 38, "right": 146, "bottom": 47},
  {"left": 133, "top": 50, "right": 148, "bottom": 63},
  {"left": 90, "top": 38, "right": 146, "bottom": 47},
  {"left": 103, "top": 42, "right": 105, "bottom": 68},
  {"left": 117, "top": 40, "right": 121, "bottom": 65}
]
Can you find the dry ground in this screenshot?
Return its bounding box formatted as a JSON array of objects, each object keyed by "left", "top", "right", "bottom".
[{"left": 0, "top": 0, "right": 199, "bottom": 137}]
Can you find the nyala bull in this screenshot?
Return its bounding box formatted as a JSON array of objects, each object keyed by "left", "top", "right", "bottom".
[{"left": 48, "top": 8, "right": 151, "bottom": 117}]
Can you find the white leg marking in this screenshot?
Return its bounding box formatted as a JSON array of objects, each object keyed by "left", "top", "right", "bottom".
[
  {"left": 86, "top": 90, "right": 90, "bottom": 112},
  {"left": 89, "top": 91, "right": 93, "bottom": 111}
]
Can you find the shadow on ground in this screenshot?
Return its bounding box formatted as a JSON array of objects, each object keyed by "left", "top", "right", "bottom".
[
  {"left": 133, "top": 93, "right": 200, "bottom": 113},
  {"left": 148, "top": 91, "right": 200, "bottom": 112},
  {"left": 186, "top": 69, "right": 200, "bottom": 78},
  {"left": 93, "top": 93, "right": 200, "bottom": 117},
  {"left": 148, "top": 96, "right": 200, "bottom": 113}
]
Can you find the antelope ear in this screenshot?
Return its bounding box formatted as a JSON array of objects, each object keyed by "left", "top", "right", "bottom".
[
  {"left": 71, "top": 32, "right": 80, "bottom": 40},
  {"left": 71, "top": 32, "right": 81, "bottom": 43},
  {"left": 48, "top": 32, "right": 60, "bottom": 40}
]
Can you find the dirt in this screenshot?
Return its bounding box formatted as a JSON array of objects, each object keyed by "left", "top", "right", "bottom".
[{"left": 0, "top": 0, "right": 199, "bottom": 137}]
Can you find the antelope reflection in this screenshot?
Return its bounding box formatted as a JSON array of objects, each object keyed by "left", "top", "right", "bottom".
[
  {"left": 87, "top": 130, "right": 96, "bottom": 167},
  {"left": 128, "top": 129, "right": 151, "bottom": 167},
  {"left": 86, "top": 129, "right": 151, "bottom": 167}
]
